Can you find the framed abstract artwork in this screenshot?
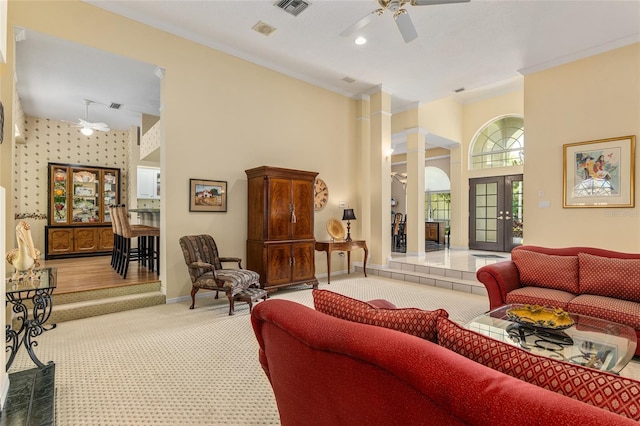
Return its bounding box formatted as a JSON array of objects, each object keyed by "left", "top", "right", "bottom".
[
  {"left": 563, "top": 135, "right": 635, "bottom": 208},
  {"left": 189, "top": 179, "right": 227, "bottom": 212}
]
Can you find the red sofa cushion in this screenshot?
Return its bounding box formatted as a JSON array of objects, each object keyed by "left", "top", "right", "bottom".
[
  {"left": 437, "top": 317, "right": 640, "bottom": 420},
  {"left": 505, "top": 287, "right": 575, "bottom": 309},
  {"left": 579, "top": 253, "right": 640, "bottom": 303},
  {"left": 511, "top": 249, "right": 579, "bottom": 293},
  {"left": 568, "top": 294, "right": 640, "bottom": 329},
  {"left": 312, "top": 289, "right": 448, "bottom": 342}
]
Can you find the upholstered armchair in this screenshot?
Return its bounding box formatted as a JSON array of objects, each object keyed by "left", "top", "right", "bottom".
[{"left": 179, "top": 234, "right": 260, "bottom": 315}]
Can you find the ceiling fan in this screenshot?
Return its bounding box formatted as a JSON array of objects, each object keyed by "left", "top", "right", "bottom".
[
  {"left": 340, "top": 0, "right": 470, "bottom": 44},
  {"left": 66, "top": 99, "right": 110, "bottom": 136}
]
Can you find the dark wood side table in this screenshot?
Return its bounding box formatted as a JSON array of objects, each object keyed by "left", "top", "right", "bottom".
[
  {"left": 6, "top": 267, "right": 57, "bottom": 370},
  {"left": 315, "top": 240, "right": 368, "bottom": 284}
]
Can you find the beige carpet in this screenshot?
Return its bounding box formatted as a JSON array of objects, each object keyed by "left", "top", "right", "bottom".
[{"left": 7, "top": 274, "right": 640, "bottom": 425}]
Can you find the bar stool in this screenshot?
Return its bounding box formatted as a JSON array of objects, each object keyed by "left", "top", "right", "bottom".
[
  {"left": 108, "top": 204, "right": 123, "bottom": 270},
  {"left": 113, "top": 206, "right": 160, "bottom": 279}
]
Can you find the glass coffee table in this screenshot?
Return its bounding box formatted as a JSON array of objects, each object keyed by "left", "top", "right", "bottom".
[{"left": 466, "top": 304, "right": 637, "bottom": 373}]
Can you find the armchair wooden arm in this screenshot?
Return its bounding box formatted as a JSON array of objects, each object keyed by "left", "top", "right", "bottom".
[{"left": 219, "top": 257, "right": 243, "bottom": 268}]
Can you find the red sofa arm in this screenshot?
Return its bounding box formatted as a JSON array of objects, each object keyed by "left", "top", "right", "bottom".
[{"left": 476, "top": 261, "right": 521, "bottom": 310}]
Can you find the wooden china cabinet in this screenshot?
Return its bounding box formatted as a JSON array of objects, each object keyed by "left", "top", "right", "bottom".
[
  {"left": 245, "top": 166, "right": 319, "bottom": 290},
  {"left": 45, "top": 162, "right": 120, "bottom": 259}
]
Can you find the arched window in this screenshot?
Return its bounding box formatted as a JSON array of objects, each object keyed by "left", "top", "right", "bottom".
[{"left": 470, "top": 116, "right": 524, "bottom": 169}]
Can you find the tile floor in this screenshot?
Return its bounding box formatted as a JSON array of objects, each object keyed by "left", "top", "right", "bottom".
[
  {"left": 390, "top": 247, "right": 511, "bottom": 273},
  {"left": 0, "top": 364, "right": 55, "bottom": 425}
]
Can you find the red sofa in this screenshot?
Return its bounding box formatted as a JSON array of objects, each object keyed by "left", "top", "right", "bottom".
[
  {"left": 476, "top": 245, "right": 640, "bottom": 355},
  {"left": 251, "top": 298, "right": 638, "bottom": 425}
]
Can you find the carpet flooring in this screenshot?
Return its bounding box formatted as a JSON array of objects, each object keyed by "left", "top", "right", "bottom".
[{"left": 6, "top": 275, "right": 640, "bottom": 425}]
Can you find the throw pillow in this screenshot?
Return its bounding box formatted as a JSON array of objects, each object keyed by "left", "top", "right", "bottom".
[
  {"left": 579, "top": 253, "right": 640, "bottom": 303},
  {"left": 511, "top": 249, "right": 579, "bottom": 294},
  {"left": 437, "top": 317, "right": 640, "bottom": 420},
  {"left": 312, "top": 289, "right": 448, "bottom": 343}
]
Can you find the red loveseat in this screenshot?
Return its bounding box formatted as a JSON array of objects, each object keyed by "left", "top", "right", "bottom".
[
  {"left": 476, "top": 245, "right": 640, "bottom": 355},
  {"left": 251, "top": 298, "right": 638, "bottom": 426}
]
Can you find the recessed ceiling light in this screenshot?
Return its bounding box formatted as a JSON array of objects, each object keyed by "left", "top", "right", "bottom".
[{"left": 355, "top": 37, "right": 367, "bottom": 45}]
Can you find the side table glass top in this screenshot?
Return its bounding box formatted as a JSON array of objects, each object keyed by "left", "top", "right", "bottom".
[
  {"left": 6, "top": 267, "right": 57, "bottom": 294},
  {"left": 466, "top": 304, "right": 637, "bottom": 373}
]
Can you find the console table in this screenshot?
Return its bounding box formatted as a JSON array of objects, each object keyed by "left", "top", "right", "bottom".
[
  {"left": 315, "top": 240, "right": 368, "bottom": 284},
  {"left": 6, "top": 267, "right": 57, "bottom": 369}
]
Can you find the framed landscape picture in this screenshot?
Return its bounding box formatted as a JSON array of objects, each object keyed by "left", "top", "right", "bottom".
[
  {"left": 189, "top": 179, "right": 227, "bottom": 212},
  {"left": 563, "top": 135, "right": 635, "bottom": 208}
]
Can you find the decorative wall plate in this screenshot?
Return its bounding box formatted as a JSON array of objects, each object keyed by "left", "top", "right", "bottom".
[
  {"left": 326, "top": 218, "right": 345, "bottom": 240},
  {"left": 507, "top": 305, "right": 575, "bottom": 330}
]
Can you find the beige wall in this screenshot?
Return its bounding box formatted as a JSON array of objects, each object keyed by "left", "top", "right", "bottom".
[
  {"left": 2, "top": 1, "right": 358, "bottom": 300},
  {"left": 524, "top": 43, "right": 640, "bottom": 251}
]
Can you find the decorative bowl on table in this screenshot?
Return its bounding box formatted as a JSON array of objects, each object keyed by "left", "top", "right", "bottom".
[
  {"left": 506, "top": 304, "right": 575, "bottom": 330},
  {"left": 326, "top": 218, "right": 345, "bottom": 241}
]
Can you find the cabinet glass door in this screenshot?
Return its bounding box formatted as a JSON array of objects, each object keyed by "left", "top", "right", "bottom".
[
  {"left": 51, "top": 167, "right": 69, "bottom": 224},
  {"left": 72, "top": 168, "right": 100, "bottom": 223},
  {"left": 103, "top": 171, "right": 118, "bottom": 222}
]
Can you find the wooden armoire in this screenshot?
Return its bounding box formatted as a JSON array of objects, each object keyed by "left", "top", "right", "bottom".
[{"left": 245, "top": 166, "right": 319, "bottom": 290}]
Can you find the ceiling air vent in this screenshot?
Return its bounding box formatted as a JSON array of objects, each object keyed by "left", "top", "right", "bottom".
[
  {"left": 109, "top": 102, "right": 123, "bottom": 110},
  {"left": 252, "top": 21, "right": 277, "bottom": 37},
  {"left": 275, "top": 0, "right": 310, "bottom": 17}
]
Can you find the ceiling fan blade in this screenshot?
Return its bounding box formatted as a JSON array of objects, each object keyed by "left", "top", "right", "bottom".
[
  {"left": 340, "top": 12, "right": 379, "bottom": 37},
  {"left": 411, "top": 0, "right": 470, "bottom": 6},
  {"left": 90, "top": 123, "right": 110, "bottom": 132},
  {"left": 395, "top": 11, "right": 418, "bottom": 43}
]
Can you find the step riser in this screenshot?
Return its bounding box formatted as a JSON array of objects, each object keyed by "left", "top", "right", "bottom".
[
  {"left": 355, "top": 265, "right": 488, "bottom": 297},
  {"left": 53, "top": 281, "right": 161, "bottom": 305},
  {"left": 47, "top": 292, "right": 166, "bottom": 324},
  {"left": 11, "top": 286, "right": 166, "bottom": 327}
]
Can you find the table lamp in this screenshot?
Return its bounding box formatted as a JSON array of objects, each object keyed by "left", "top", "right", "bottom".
[{"left": 342, "top": 208, "right": 356, "bottom": 242}]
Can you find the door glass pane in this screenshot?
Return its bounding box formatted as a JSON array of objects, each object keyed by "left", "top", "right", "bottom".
[
  {"left": 475, "top": 181, "right": 498, "bottom": 243},
  {"left": 486, "top": 230, "right": 497, "bottom": 242},
  {"left": 512, "top": 180, "right": 524, "bottom": 245}
]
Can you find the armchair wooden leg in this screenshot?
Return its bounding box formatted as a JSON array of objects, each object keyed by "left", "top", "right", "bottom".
[
  {"left": 227, "top": 292, "right": 235, "bottom": 316},
  {"left": 190, "top": 287, "right": 199, "bottom": 309}
]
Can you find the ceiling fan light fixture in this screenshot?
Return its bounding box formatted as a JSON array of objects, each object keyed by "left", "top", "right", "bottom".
[{"left": 80, "top": 127, "right": 94, "bottom": 136}]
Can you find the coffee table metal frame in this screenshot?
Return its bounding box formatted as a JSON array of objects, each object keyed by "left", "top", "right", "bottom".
[{"left": 466, "top": 304, "right": 637, "bottom": 373}]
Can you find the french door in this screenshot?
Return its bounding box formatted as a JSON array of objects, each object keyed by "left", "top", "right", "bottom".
[{"left": 469, "top": 175, "right": 523, "bottom": 252}]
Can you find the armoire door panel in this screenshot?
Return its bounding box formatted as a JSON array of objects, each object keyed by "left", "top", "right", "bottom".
[
  {"left": 292, "top": 242, "right": 315, "bottom": 281},
  {"left": 266, "top": 244, "right": 293, "bottom": 285},
  {"left": 292, "top": 179, "right": 313, "bottom": 239},
  {"left": 268, "top": 178, "right": 293, "bottom": 240}
]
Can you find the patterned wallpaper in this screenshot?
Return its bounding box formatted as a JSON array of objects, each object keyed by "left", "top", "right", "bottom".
[
  {"left": 140, "top": 120, "right": 160, "bottom": 159},
  {"left": 14, "top": 116, "right": 132, "bottom": 220}
]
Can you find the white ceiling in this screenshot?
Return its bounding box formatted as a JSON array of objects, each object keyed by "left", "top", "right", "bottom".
[
  {"left": 14, "top": 0, "right": 640, "bottom": 131},
  {"left": 15, "top": 28, "right": 162, "bottom": 131}
]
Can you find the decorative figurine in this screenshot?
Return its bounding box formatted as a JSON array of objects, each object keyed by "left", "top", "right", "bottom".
[{"left": 6, "top": 221, "right": 41, "bottom": 280}]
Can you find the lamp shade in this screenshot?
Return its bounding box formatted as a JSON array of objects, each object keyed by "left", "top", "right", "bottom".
[{"left": 342, "top": 208, "right": 356, "bottom": 221}]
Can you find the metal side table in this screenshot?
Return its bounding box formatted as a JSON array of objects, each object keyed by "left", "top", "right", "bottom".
[{"left": 6, "top": 267, "right": 57, "bottom": 370}]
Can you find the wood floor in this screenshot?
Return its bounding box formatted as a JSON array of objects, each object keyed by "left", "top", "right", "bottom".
[{"left": 40, "top": 255, "right": 160, "bottom": 295}]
